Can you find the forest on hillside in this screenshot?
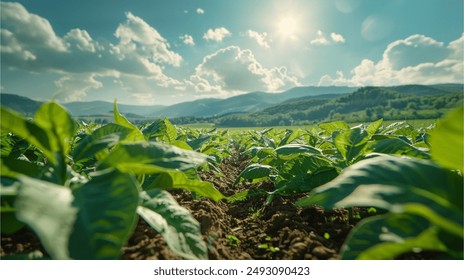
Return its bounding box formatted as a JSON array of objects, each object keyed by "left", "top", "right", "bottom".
[{"left": 207, "top": 87, "right": 463, "bottom": 127}]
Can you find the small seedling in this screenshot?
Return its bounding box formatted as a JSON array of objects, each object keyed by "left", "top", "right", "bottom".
[{"left": 226, "top": 235, "right": 241, "bottom": 247}]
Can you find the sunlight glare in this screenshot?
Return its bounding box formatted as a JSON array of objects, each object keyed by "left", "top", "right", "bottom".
[{"left": 277, "top": 16, "right": 299, "bottom": 40}]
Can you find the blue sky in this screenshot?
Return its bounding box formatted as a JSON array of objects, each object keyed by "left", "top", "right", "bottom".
[{"left": 1, "top": 0, "right": 463, "bottom": 105}]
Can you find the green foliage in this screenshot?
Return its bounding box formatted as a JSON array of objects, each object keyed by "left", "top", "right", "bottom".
[
  {"left": 430, "top": 106, "right": 463, "bottom": 171},
  {"left": 69, "top": 169, "right": 139, "bottom": 260},
  {"left": 1, "top": 106, "right": 57, "bottom": 164},
  {"left": 234, "top": 163, "right": 274, "bottom": 185},
  {"left": 96, "top": 142, "right": 208, "bottom": 173},
  {"left": 296, "top": 108, "right": 463, "bottom": 259},
  {"left": 1, "top": 101, "right": 222, "bottom": 260},
  {"left": 340, "top": 214, "right": 450, "bottom": 260},
  {"left": 138, "top": 189, "right": 207, "bottom": 260},
  {"left": 1, "top": 97, "right": 462, "bottom": 260},
  {"left": 145, "top": 170, "right": 224, "bottom": 201},
  {"left": 15, "top": 176, "right": 77, "bottom": 260}
]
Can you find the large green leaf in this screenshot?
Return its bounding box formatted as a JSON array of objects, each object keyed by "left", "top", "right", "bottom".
[
  {"left": 113, "top": 100, "right": 145, "bottom": 142},
  {"left": 15, "top": 176, "right": 78, "bottom": 259},
  {"left": 0, "top": 106, "right": 55, "bottom": 163},
  {"left": 187, "top": 134, "right": 211, "bottom": 151},
  {"left": 72, "top": 123, "right": 133, "bottom": 162},
  {"left": 278, "top": 129, "right": 305, "bottom": 146},
  {"left": 334, "top": 127, "right": 370, "bottom": 164},
  {"left": 137, "top": 189, "right": 208, "bottom": 260},
  {"left": 297, "top": 155, "right": 463, "bottom": 237},
  {"left": 366, "top": 138, "right": 430, "bottom": 159},
  {"left": 143, "top": 118, "right": 178, "bottom": 143},
  {"left": 1, "top": 157, "right": 42, "bottom": 178},
  {"left": 366, "top": 119, "right": 383, "bottom": 135},
  {"left": 277, "top": 154, "right": 334, "bottom": 181},
  {"left": 34, "top": 102, "right": 77, "bottom": 155},
  {"left": 1, "top": 131, "right": 14, "bottom": 156},
  {"left": 146, "top": 170, "right": 225, "bottom": 201},
  {"left": 430, "top": 106, "right": 463, "bottom": 171},
  {"left": 340, "top": 213, "right": 449, "bottom": 260},
  {"left": 68, "top": 169, "right": 139, "bottom": 259},
  {"left": 1, "top": 179, "right": 24, "bottom": 234},
  {"left": 319, "top": 121, "right": 350, "bottom": 136},
  {"left": 97, "top": 142, "right": 208, "bottom": 174},
  {"left": 234, "top": 163, "right": 274, "bottom": 185},
  {"left": 275, "top": 144, "right": 321, "bottom": 160},
  {"left": 276, "top": 167, "right": 339, "bottom": 195}
]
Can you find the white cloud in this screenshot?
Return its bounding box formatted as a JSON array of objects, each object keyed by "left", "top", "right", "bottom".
[
  {"left": 180, "top": 34, "right": 195, "bottom": 46},
  {"left": 54, "top": 73, "right": 103, "bottom": 102},
  {"left": 114, "top": 12, "right": 182, "bottom": 67},
  {"left": 196, "top": 8, "right": 205, "bottom": 14},
  {"left": 246, "top": 30, "right": 270, "bottom": 48},
  {"left": 189, "top": 46, "right": 300, "bottom": 94},
  {"left": 0, "top": 2, "right": 68, "bottom": 53},
  {"left": 330, "top": 32, "right": 346, "bottom": 44},
  {"left": 203, "top": 27, "right": 231, "bottom": 42},
  {"left": 318, "top": 34, "right": 464, "bottom": 86},
  {"left": 64, "top": 29, "right": 103, "bottom": 53},
  {"left": 0, "top": 3, "right": 185, "bottom": 102},
  {"left": 311, "top": 30, "right": 345, "bottom": 45},
  {"left": 310, "top": 30, "right": 330, "bottom": 45}
]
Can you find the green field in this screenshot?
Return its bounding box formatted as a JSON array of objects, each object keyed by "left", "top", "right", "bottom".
[{"left": 1, "top": 102, "right": 462, "bottom": 260}]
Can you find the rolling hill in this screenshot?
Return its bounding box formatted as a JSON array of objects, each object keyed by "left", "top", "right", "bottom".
[
  {"left": 1, "top": 86, "right": 355, "bottom": 118},
  {"left": 1, "top": 84, "right": 461, "bottom": 125},
  {"left": 214, "top": 84, "right": 463, "bottom": 126}
]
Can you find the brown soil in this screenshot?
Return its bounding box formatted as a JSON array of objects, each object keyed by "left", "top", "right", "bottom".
[
  {"left": 0, "top": 154, "right": 368, "bottom": 260},
  {"left": 122, "top": 154, "right": 359, "bottom": 260}
]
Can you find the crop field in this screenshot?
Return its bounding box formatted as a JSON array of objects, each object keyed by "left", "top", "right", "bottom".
[{"left": 0, "top": 102, "right": 462, "bottom": 260}]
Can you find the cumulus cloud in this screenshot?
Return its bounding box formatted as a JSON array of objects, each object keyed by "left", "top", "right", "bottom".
[
  {"left": 246, "top": 30, "right": 270, "bottom": 48},
  {"left": 64, "top": 29, "right": 103, "bottom": 53},
  {"left": 318, "top": 34, "right": 464, "bottom": 86},
  {"left": 114, "top": 12, "right": 182, "bottom": 67},
  {"left": 310, "top": 30, "right": 345, "bottom": 45},
  {"left": 0, "top": 2, "right": 67, "bottom": 53},
  {"left": 196, "top": 8, "right": 205, "bottom": 14},
  {"left": 330, "top": 32, "right": 346, "bottom": 44},
  {"left": 203, "top": 27, "right": 231, "bottom": 42},
  {"left": 1, "top": 3, "right": 185, "bottom": 101},
  {"left": 54, "top": 73, "right": 103, "bottom": 102},
  {"left": 180, "top": 34, "right": 195, "bottom": 46},
  {"left": 188, "top": 46, "right": 300, "bottom": 94}
]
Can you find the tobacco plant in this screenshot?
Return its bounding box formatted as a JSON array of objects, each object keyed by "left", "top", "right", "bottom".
[{"left": 1, "top": 101, "right": 223, "bottom": 259}]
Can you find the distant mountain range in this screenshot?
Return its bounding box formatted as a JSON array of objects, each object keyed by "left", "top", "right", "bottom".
[
  {"left": 0, "top": 86, "right": 355, "bottom": 118},
  {"left": 1, "top": 84, "right": 462, "bottom": 121}
]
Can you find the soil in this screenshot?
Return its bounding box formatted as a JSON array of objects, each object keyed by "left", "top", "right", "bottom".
[{"left": 0, "top": 153, "right": 425, "bottom": 260}]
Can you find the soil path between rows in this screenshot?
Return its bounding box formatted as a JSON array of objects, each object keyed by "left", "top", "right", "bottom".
[{"left": 121, "top": 154, "right": 356, "bottom": 260}]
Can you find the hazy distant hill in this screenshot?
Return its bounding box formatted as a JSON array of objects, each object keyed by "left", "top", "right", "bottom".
[
  {"left": 152, "top": 86, "right": 355, "bottom": 117},
  {"left": 0, "top": 93, "right": 42, "bottom": 116},
  {"left": 2, "top": 84, "right": 461, "bottom": 123},
  {"left": 1, "top": 86, "right": 355, "bottom": 118}
]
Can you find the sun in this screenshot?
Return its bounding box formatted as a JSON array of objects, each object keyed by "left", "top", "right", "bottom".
[{"left": 277, "top": 16, "right": 300, "bottom": 40}]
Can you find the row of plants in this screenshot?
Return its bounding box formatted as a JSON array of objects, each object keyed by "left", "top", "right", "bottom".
[
  {"left": 1, "top": 100, "right": 462, "bottom": 259},
  {"left": 1, "top": 101, "right": 226, "bottom": 260},
  {"left": 230, "top": 107, "right": 463, "bottom": 259}
]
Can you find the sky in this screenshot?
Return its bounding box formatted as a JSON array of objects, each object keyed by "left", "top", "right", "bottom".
[{"left": 1, "top": 0, "right": 463, "bottom": 105}]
